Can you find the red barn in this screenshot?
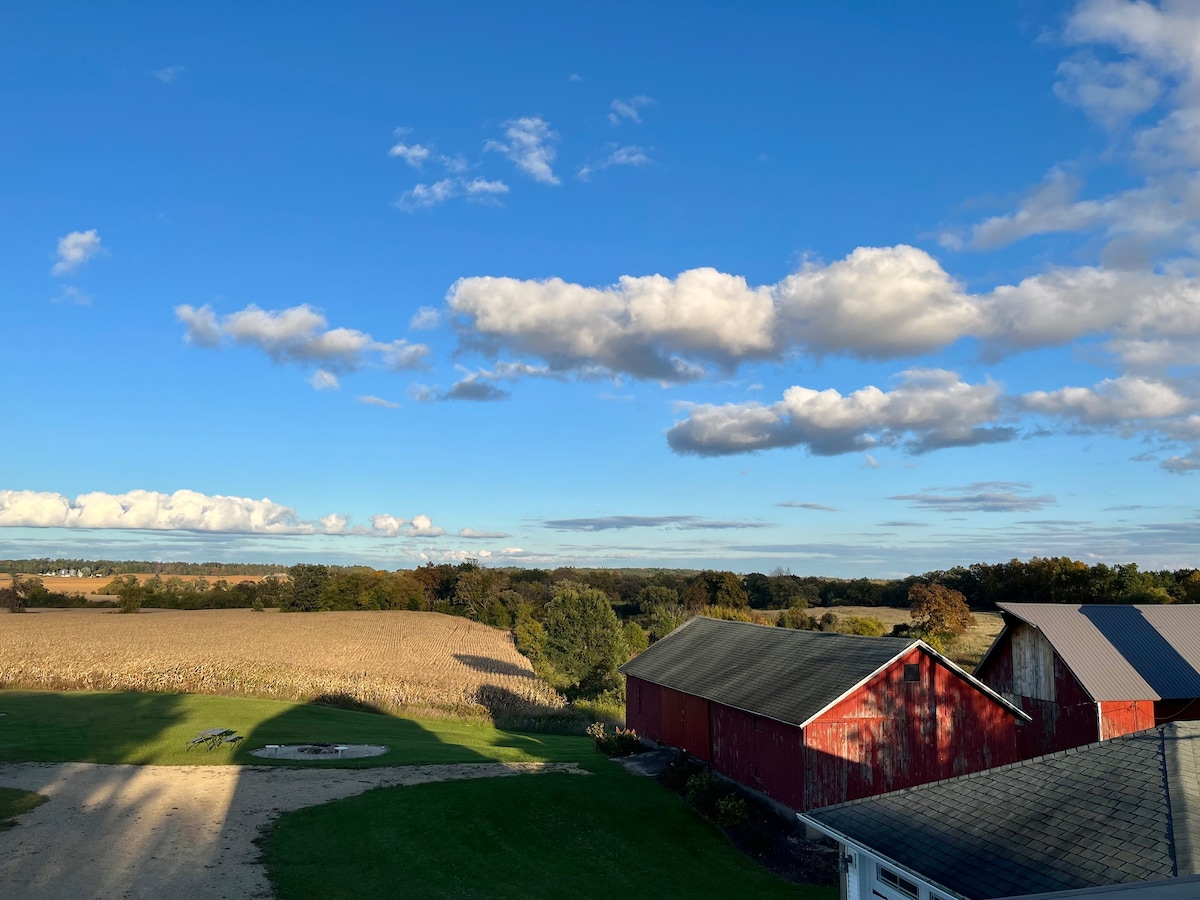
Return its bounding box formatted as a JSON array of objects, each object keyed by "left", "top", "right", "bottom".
[
  {"left": 976, "top": 602, "right": 1200, "bottom": 757},
  {"left": 619, "top": 617, "right": 1029, "bottom": 811}
]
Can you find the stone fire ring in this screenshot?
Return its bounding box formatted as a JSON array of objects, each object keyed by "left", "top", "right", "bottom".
[{"left": 249, "top": 743, "right": 388, "bottom": 760}]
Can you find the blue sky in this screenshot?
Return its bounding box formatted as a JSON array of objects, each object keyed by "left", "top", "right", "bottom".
[{"left": 3, "top": 1, "right": 1198, "bottom": 576}]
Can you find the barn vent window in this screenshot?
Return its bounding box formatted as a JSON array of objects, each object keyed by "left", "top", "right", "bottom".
[
  {"left": 903, "top": 664, "right": 920, "bottom": 683},
  {"left": 877, "top": 865, "right": 919, "bottom": 899}
]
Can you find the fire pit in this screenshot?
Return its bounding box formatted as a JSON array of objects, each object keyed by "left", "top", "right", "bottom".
[{"left": 250, "top": 743, "right": 388, "bottom": 760}]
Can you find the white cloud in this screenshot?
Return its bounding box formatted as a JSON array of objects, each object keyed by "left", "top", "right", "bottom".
[
  {"left": 174, "top": 303, "right": 430, "bottom": 374},
  {"left": 1022, "top": 374, "right": 1199, "bottom": 425},
  {"left": 153, "top": 65, "right": 185, "bottom": 84},
  {"left": 484, "top": 117, "right": 560, "bottom": 185},
  {"left": 609, "top": 96, "right": 654, "bottom": 125},
  {"left": 409, "top": 306, "right": 441, "bottom": 330},
  {"left": 388, "top": 141, "right": 432, "bottom": 167},
  {"left": 667, "top": 369, "right": 1013, "bottom": 457},
  {"left": 458, "top": 527, "right": 512, "bottom": 539},
  {"left": 357, "top": 395, "right": 399, "bottom": 409},
  {"left": 52, "top": 229, "right": 102, "bottom": 276},
  {"left": 890, "top": 482, "right": 1056, "bottom": 513},
  {"left": 308, "top": 369, "right": 340, "bottom": 391},
  {"left": 369, "top": 513, "right": 445, "bottom": 537},
  {"left": 395, "top": 177, "right": 509, "bottom": 211},
  {"left": 0, "top": 489, "right": 330, "bottom": 535},
  {"left": 1162, "top": 452, "right": 1200, "bottom": 473},
  {"left": 578, "top": 145, "right": 651, "bottom": 180}
]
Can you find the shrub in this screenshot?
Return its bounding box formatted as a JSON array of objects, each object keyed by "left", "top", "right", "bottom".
[
  {"left": 586, "top": 722, "right": 643, "bottom": 757},
  {"left": 664, "top": 751, "right": 702, "bottom": 792},
  {"left": 713, "top": 794, "right": 749, "bottom": 827},
  {"left": 685, "top": 772, "right": 722, "bottom": 814},
  {"left": 838, "top": 615, "right": 886, "bottom": 636},
  {"left": 251, "top": 598, "right": 265, "bottom": 612}
]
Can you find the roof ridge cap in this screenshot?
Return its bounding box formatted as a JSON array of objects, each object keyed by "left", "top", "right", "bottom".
[{"left": 1165, "top": 723, "right": 1200, "bottom": 875}]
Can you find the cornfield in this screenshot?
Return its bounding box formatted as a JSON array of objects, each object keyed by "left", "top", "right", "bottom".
[{"left": 0, "top": 608, "right": 568, "bottom": 723}]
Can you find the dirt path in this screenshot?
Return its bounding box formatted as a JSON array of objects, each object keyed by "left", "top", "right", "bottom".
[{"left": 0, "top": 761, "right": 587, "bottom": 899}]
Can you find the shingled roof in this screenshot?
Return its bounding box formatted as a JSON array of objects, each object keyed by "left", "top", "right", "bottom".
[
  {"left": 619, "top": 617, "right": 1022, "bottom": 728},
  {"left": 983, "top": 603, "right": 1200, "bottom": 701},
  {"left": 802, "top": 722, "right": 1200, "bottom": 899}
]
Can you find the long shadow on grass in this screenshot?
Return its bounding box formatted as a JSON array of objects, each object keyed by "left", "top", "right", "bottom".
[{"left": 0, "top": 691, "right": 193, "bottom": 898}]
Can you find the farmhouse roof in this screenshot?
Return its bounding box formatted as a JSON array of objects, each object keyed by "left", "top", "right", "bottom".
[
  {"left": 984, "top": 603, "right": 1200, "bottom": 702},
  {"left": 619, "top": 617, "right": 1022, "bottom": 729},
  {"left": 802, "top": 721, "right": 1200, "bottom": 899}
]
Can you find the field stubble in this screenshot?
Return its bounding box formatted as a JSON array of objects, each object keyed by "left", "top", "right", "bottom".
[{"left": 0, "top": 608, "right": 568, "bottom": 725}]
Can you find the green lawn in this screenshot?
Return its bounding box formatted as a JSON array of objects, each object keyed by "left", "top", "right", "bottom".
[
  {"left": 0, "top": 787, "right": 46, "bottom": 830},
  {"left": 0, "top": 690, "right": 590, "bottom": 767},
  {"left": 264, "top": 764, "right": 835, "bottom": 900}
]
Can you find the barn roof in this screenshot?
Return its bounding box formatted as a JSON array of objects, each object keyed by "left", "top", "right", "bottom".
[
  {"left": 619, "top": 617, "right": 1022, "bottom": 728},
  {"left": 984, "top": 603, "right": 1200, "bottom": 702},
  {"left": 802, "top": 721, "right": 1200, "bottom": 899}
]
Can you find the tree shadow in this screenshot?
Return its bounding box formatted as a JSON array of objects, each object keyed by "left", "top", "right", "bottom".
[{"left": 454, "top": 653, "right": 537, "bottom": 679}]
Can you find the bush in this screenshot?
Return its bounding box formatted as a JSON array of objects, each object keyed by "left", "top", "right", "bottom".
[
  {"left": 713, "top": 794, "right": 749, "bottom": 827},
  {"left": 664, "top": 752, "right": 702, "bottom": 792},
  {"left": 586, "top": 722, "right": 643, "bottom": 757},
  {"left": 838, "top": 615, "right": 886, "bottom": 636},
  {"left": 684, "top": 772, "right": 722, "bottom": 814},
  {"left": 251, "top": 598, "right": 265, "bottom": 612}
]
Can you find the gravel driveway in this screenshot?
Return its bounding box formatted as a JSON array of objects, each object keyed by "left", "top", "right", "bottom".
[{"left": 0, "top": 761, "right": 586, "bottom": 899}]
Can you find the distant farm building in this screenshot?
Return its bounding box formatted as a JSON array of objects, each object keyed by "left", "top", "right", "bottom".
[
  {"left": 975, "top": 603, "right": 1200, "bottom": 757},
  {"left": 619, "top": 617, "right": 1029, "bottom": 811},
  {"left": 802, "top": 722, "right": 1200, "bottom": 900}
]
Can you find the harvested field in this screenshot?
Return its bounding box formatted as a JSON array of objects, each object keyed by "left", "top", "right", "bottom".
[
  {"left": 0, "top": 574, "right": 267, "bottom": 597},
  {"left": 0, "top": 609, "right": 566, "bottom": 722},
  {"left": 757, "top": 605, "right": 1003, "bottom": 670}
]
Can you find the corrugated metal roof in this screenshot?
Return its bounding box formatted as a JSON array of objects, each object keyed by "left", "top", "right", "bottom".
[
  {"left": 996, "top": 603, "right": 1200, "bottom": 702},
  {"left": 619, "top": 617, "right": 919, "bottom": 728},
  {"left": 803, "top": 721, "right": 1200, "bottom": 898}
]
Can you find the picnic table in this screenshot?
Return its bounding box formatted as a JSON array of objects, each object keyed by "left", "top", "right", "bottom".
[{"left": 185, "top": 728, "right": 244, "bottom": 751}]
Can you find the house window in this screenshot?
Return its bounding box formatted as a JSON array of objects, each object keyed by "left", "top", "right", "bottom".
[
  {"left": 877, "top": 865, "right": 919, "bottom": 899},
  {"left": 902, "top": 664, "right": 920, "bottom": 683}
]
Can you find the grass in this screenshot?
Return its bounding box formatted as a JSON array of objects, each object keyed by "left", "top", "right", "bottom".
[
  {"left": 0, "top": 786, "right": 46, "bottom": 830},
  {"left": 0, "top": 690, "right": 590, "bottom": 767},
  {"left": 264, "top": 763, "right": 834, "bottom": 900}
]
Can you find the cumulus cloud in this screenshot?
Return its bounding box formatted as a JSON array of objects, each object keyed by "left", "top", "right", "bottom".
[
  {"left": 388, "top": 138, "right": 432, "bottom": 168},
  {"left": 52, "top": 229, "right": 102, "bottom": 276},
  {"left": 369, "top": 513, "right": 445, "bottom": 537},
  {"left": 609, "top": 96, "right": 654, "bottom": 125},
  {"left": 175, "top": 303, "right": 430, "bottom": 374},
  {"left": 578, "top": 145, "right": 651, "bottom": 180},
  {"left": 1162, "top": 452, "right": 1200, "bottom": 473},
  {"left": 485, "top": 117, "right": 559, "bottom": 185},
  {"left": 51, "top": 286, "right": 91, "bottom": 306},
  {"left": 1022, "top": 374, "right": 1199, "bottom": 426},
  {"left": 889, "top": 482, "right": 1057, "bottom": 513},
  {"left": 667, "top": 369, "right": 1013, "bottom": 457},
  {"left": 357, "top": 395, "right": 400, "bottom": 409},
  {"left": 307, "top": 369, "right": 340, "bottom": 391},
  {"left": 442, "top": 376, "right": 511, "bottom": 402},
  {"left": 0, "top": 489, "right": 326, "bottom": 534},
  {"left": 543, "top": 515, "right": 770, "bottom": 532}
]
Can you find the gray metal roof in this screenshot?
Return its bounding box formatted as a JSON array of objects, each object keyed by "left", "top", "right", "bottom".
[
  {"left": 619, "top": 617, "right": 917, "bottom": 728},
  {"left": 992, "top": 603, "right": 1200, "bottom": 702},
  {"left": 803, "top": 722, "right": 1200, "bottom": 899}
]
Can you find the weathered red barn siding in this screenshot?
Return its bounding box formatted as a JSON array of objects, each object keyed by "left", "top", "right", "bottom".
[
  {"left": 1099, "top": 700, "right": 1156, "bottom": 739},
  {"left": 625, "top": 675, "right": 662, "bottom": 738},
  {"left": 660, "top": 686, "right": 710, "bottom": 760},
  {"left": 805, "top": 648, "right": 1022, "bottom": 809},
  {"left": 709, "top": 702, "right": 805, "bottom": 810},
  {"left": 977, "top": 627, "right": 1102, "bottom": 756}
]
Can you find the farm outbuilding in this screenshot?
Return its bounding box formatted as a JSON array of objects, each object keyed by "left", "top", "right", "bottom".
[
  {"left": 801, "top": 721, "right": 1200, "bottom": 900},
  {"left": 619, "top": 617, "right": 1029, "bottom": 811},
  {"left": 975, "top": 603, "right": 1200, "bottom": 757}
]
